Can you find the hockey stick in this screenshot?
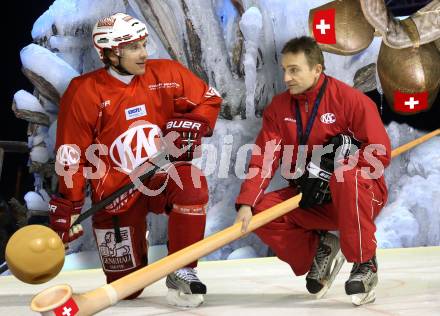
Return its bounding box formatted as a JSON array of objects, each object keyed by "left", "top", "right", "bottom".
[
  {"left": 72, "top": 151, "right": 170, "bottom": 226},
  {"left": 30, "top": 129, "right": 440, "bottom": 315},
  {"left": 388, "top": 129, "right": 440, "bottom": 157},
  {"left": 1, "top": 151, "right": 170, "bottom": 276}
]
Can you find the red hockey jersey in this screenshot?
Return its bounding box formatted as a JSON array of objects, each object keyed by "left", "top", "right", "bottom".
[
  {"left": 236, "top": 74, "right": 391, "bottom": 207},
  {"left": 56, "top": 59, "right": 222, "bottom": 212}
]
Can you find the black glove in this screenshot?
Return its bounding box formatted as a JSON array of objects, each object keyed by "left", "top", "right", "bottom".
[
  {"left": 296, "top": 156, "right": 333, "bottom": 209},
  {"left": 326, "top": 134, "right": 361, "bottom": 163},
  {"left": 296, "top": 134, "right": 361, "bottom": 208}
]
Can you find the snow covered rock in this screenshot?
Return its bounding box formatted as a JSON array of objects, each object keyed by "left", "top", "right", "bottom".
[
  {"left": 20, "top": 44, "right": 79, "bottom": 103},
  {"left": 12, "top": 90, "right": 50, "bottom": 126}
]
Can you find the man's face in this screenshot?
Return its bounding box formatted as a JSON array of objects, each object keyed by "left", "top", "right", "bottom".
[
  {"left": 281, "top": 52, "right": 322, "bottom": 95},
  {"left": 118, "top": 38, "right": 148, "bottom": 75}
]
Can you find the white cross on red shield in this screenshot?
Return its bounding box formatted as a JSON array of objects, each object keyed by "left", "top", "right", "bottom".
[
  {"left": 53, "top": 297, "right": 79, "bottom": 316},
  {"left": 393, "top": 91, "right": 429, "bottom": 114},
  {"left": 312, "top": 9, "right": 336, "bottom": 44}
]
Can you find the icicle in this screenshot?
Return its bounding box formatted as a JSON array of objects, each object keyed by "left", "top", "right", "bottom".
[{"left": 239, "top": 7, "right": 263, "bottom": 119}]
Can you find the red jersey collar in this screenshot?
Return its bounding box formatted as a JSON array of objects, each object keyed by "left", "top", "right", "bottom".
[{"left": 290, "top": 73, "right": 326, "bottom": 103}]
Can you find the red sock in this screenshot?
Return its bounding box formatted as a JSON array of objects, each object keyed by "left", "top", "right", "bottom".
[{"left": 168, "top": 204, "right": 207, "bottom": 268}]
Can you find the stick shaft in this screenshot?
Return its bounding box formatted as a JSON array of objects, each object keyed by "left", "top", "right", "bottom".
[
  {"left": 391, "top": 129, "right": 440, "bottom": 158},
  {"left": 103, "top": 129, "right": 440, "bottom": 303},
  {"left": 72, "top": 152, "right": 169, "bottom": 225},
  {"left": 79, "top": 194, "right": 302, "bottom": 314},
  {"left": 30, "top": 129, "right": 440, "bottom": 315}
]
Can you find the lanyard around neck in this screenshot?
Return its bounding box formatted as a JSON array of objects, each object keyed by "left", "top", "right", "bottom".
[{"left": 294, "top": 76, "right": 328, "bottom": 145}]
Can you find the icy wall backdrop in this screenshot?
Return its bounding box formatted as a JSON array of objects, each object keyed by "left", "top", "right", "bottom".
[{"left": 16, "top": 0, "right": 440, "bottom": 260}]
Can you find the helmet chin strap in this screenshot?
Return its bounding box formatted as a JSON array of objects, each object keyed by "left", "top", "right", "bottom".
[{"left": 111, "top": 55, "right": 133, "bottom": 76}]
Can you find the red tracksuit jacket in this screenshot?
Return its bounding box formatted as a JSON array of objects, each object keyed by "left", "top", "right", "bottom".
[{"left": 236, "top": 73, "right": 391, "bottom": 207}]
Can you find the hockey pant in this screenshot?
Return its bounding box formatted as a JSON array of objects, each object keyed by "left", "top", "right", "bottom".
[
  {"left": 253, "top": 168, "right": 387, "bottom": 276},
  {"left": 92, "top": 163, "right": 208, "bottom": 299}
]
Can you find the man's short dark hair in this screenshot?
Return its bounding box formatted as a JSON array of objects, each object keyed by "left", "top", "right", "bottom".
[{"left": 281, "top": 36, "right": 326, "bottom": 71}]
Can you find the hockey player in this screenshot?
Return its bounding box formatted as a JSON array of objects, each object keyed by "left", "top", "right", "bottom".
[
  {"left": 48, "top": 13, "right": 222, "bottom": 307},
  {"left": 235, "top": 36, "right": 391, "bottom": 305}
]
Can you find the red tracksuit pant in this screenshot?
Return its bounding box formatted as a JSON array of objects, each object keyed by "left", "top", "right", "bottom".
[
  {"left": 92, "top": 163, "right": 208, "bottom": 299},
  {"left": 254, "top": 167, "right": 386, "bottom": 276}
]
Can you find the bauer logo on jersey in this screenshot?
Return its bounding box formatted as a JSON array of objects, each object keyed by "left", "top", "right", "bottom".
[
  {"left": 320, "top": 113, "right": 336, "bottom": 124},
  {"left": 125, "top": 104, "right": 147, "bottom": 120},
  {"left": 110, "top": 122, "right": 161, "bottom": 173}
]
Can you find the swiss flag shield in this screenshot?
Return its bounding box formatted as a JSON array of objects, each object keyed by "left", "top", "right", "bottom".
[
  {"left": 312, "top": 9, "right": 336, "bottom": 44},
  {"left": 393, "top": 91, "right": 429, "bottom": 114},
  {"left": 53, "top": 298, "right": 79, "bottom": 316}
]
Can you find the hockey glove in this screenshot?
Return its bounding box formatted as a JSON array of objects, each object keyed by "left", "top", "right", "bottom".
[
  {"left": 296, "top": 134, "right": 361, "bottom": 208},
  {"left": 326, "top": 134, "right": 361, "bottom": 164},
  {"left": 164, "top": 113, "right": 210, "bottom": 161},
  {"left": 296, "top": 156, "right": 333, "bottom": 209},
  {"left": 48, "top": 196, "right": 84, "bottom": 244}
]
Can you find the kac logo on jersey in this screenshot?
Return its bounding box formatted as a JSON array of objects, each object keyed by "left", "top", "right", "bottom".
[
  {"left": 320, "top": 113, "right": 336, "bottom": 124},
  {"left": 57, "top": 145, "right": 81, "bottom": 166},
  {"left": 110, "top": 123, "right": 161, "bottom": 173},
  {"left": 125, "top": 104, "right": 147, "bottom": 121}
]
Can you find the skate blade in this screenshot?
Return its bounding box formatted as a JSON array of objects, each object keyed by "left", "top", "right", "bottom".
[
  {"left": 316, "top": 251, "right": 346, "bottom": 299},
  {"left": 166, "top": 289, "right": 204, "bottom": 308},
  {"left": 351, "top": 290, "right": 376, "bottom": 306}
]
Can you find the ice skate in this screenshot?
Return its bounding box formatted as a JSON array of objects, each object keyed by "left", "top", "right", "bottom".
[
  {"left": 166, "top": 267, "right": 206, "bottom": 307},
  {"left": 345, "top": 256, "right": 378, "bottom": 306},
  {"left": 306, "top": 232, "right": 345, "bottom": 299}
]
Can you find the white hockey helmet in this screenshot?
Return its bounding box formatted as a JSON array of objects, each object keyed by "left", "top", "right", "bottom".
[{"left": 92, "top": 13, "right": 149, "bottom": 60}]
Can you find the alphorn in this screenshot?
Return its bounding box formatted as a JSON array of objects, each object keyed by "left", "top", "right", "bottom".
[{"left": 30, "top": 129, "right": 440, "bottom": 315}]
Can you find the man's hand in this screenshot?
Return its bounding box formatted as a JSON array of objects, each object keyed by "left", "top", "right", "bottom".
[
  {"left": 48, "top": 196, "right": 84, "bottom": 245},
  {"left": 164, "top": 113, "right": 210, "bottom": 161},
  {"left": 235, "top": 205, "right": 253, "bottom": 234}
]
